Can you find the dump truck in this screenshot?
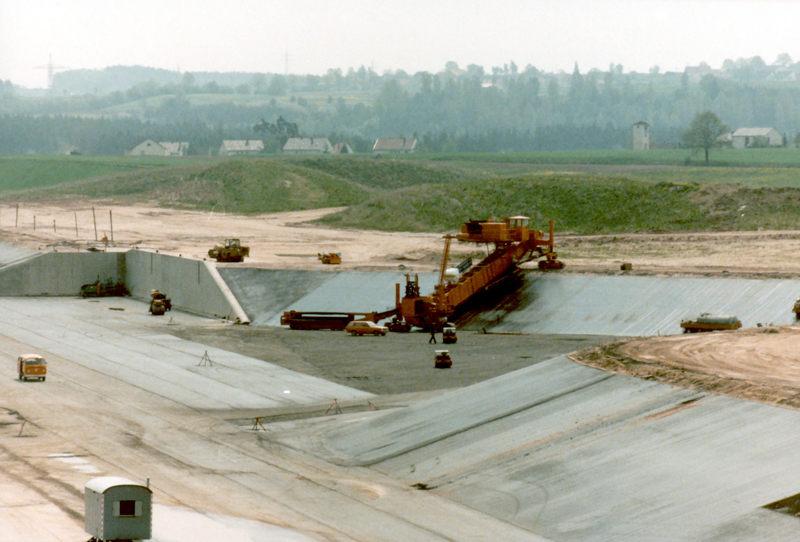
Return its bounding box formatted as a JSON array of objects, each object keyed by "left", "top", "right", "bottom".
[
  {"left": 680, "top": 313, "right": 742, "bottom": 333},
  {"left": 208, "top": 239, "right": 249, "bottom": 262}
]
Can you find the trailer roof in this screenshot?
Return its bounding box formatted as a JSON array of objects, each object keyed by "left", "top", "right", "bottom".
[{"left": 86, "top": 476, "right": 151, "bottom": 494}]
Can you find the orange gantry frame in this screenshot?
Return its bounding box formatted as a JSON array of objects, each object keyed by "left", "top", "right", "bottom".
[{"left": 399, "top": 217, "right": 563, "bottom": 330}]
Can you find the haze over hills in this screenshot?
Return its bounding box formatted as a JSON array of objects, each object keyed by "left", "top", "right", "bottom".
[{"left": 2, "top": 56, "right": 800, "bottom": 155}]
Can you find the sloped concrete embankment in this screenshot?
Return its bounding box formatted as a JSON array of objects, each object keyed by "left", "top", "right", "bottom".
[
  {"left": 457, "top": 272, "right": 800, "bottom": 335},
  {"left": 217, "top": 268, "right": 439, "bottom": 327},
  {"left": 0, "top": 248, "right": 247, "bottom": 323},
  {"left": 312, "top": 355, "right": 800, "bottom": 541}
]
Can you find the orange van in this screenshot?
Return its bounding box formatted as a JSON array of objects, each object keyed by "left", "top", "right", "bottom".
[{"left": 17, "top": 354, "right": 46, "bottom": 382}]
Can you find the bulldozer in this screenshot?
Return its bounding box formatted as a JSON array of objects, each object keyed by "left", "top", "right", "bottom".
[
  {"left": 318, "top": 253, "right": 342, "bottom": 265},
  {"left": 208, "top": 239, "right": 249, "bottom": 262}
]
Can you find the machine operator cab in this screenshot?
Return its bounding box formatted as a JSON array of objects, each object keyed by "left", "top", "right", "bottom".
[
  {"left": 457, "top": 216, "right": 534, "bottom": 244},
  {"left": 506, "top": 216, "right": 531, "bottom": 243}
]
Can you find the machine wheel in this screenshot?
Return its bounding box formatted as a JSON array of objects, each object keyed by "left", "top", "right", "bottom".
[
  {"left": 40, "top": 377, "right": 45, "bottom": 382},
  {"left": 19, "top": 372, "right": 23, "bottom": 380}
]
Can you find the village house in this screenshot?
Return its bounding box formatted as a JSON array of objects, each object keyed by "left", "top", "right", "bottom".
[
  {"left": 129, "top": 139, "right": 189, "bottom": 157},
  {"left": 373, "top": 138, "right": 418, "bottom": 154},
  {"left": 282, "top": 137, "right": 335, "bottom": 154},
  {"left": 731, "top": 128, "right": 783, "bottom": 148},
  {"left": 219, "top": 140, "right": 264, "bottom": 156}
]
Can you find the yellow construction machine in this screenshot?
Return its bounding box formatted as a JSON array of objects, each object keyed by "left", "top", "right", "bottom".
[
  {"left": 209, "top": 238, "right": 249, "bottom": 262},
  {"left": 398, "top": 216, "right": 563, "bottom": 330},
  {"left": 318, "top": 253, "right": 342, "bottom": 265}
]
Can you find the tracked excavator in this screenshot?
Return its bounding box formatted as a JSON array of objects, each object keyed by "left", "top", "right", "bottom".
[{"left": 398, "top": 216, "right": 563, "bottom": 330}]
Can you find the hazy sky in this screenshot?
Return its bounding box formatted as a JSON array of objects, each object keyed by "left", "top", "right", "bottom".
[{"left": 1, "top": 0, "right": 798, "bottom": 89}]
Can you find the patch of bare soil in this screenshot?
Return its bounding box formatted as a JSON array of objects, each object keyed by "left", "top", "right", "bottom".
[
  {"left": 6, "top": 199, "right": 800, "bottom": 278},
  {"left": 570, "top": 326, "right": 800, "bottom": 409},
  {"left": 0, "top": 201, "right": 448, "bottom": 273},
  {"left": 558, "top": 230, "right": 800, "bottom": 279}
]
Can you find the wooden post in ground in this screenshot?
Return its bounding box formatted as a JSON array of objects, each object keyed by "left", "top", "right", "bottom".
[
  {"left": 74, "top": 212, "right": 78, "bottom": 237},
  {"left": 15, "top": 204, "right": 18, "bottom": 228},
  {"left": 92, "top": 207, "right": 98, "bottom": 241},
  {"left": 109, "top": 210, "right": 114, "bottom": 242}
]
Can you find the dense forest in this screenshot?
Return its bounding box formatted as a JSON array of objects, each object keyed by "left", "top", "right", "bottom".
[{"left": 2, "top": 55, "right": 800, "bottom": 155}]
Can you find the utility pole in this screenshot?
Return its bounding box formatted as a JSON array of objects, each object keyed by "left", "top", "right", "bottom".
[{"left": 34, "top": 54, "right": 69, "bottom": 91}]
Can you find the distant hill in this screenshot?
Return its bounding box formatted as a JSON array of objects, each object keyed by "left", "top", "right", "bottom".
[{"left": 53, "top": 66, "right": 272, "bottom": 95}]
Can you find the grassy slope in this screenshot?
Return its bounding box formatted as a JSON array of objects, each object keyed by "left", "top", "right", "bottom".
[
  {"left": 12, "top": 158, "right": 376, "bottom": 212},
  {"left": 4, "top": 152, "right": 800, "bottom": 234}
]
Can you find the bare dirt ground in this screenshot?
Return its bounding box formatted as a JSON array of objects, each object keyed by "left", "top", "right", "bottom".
[
  {"left": 0, "top": 202, "right": 449, "bottom": 272},
  {"left": 570, "top": 326, "right": 800, "bottom": 410},
  {"left": 6, "top": 199, "right": 800, "bottom": 277}
]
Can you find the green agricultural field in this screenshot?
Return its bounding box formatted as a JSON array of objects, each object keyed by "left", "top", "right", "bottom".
[
  {"left": 0, "top": 155, "right": 213, "bottom": 193},
  {"left": 414, "top": 148, "right": 800, "bottom": 169}
]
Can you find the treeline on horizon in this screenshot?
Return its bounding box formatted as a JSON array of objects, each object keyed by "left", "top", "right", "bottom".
[{"left": 2, "top": 56, "right": 800, "bottom": 156}]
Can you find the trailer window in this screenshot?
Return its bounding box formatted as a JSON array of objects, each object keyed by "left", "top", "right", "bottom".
[{"left": 115, "top": 500, "right": 142, "bottom": 517}]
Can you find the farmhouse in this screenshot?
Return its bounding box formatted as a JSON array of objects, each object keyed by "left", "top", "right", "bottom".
[
  {"left": 731, "top": 127, "right": 783, "bottom": 148},
  {"left": 129, "top": 139, "right": 189, "bottom": 157},
  {"left": 219, "top": 140, "right": 264, "bottom": 156},
  {"left": 373, "top": 137, "right": 418, "bottom": 154},
  {"left": 282, "top": 137, "right": 334, "bottom": 154}
]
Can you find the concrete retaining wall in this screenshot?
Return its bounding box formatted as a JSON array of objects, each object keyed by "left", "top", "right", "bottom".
[
  {"left": 0, "top": 251, "right": 123, "bottom": 296},
  {"left": 0, "top": 249, "right": 248, "bottom": 323},
  {"left": 124, "top": 250, "right": 248, "bottom": 323}
]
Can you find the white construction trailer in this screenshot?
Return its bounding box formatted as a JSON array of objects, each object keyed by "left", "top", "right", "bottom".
[{"left": 84, "top": 477, "right": 152, "bottom": 541}]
